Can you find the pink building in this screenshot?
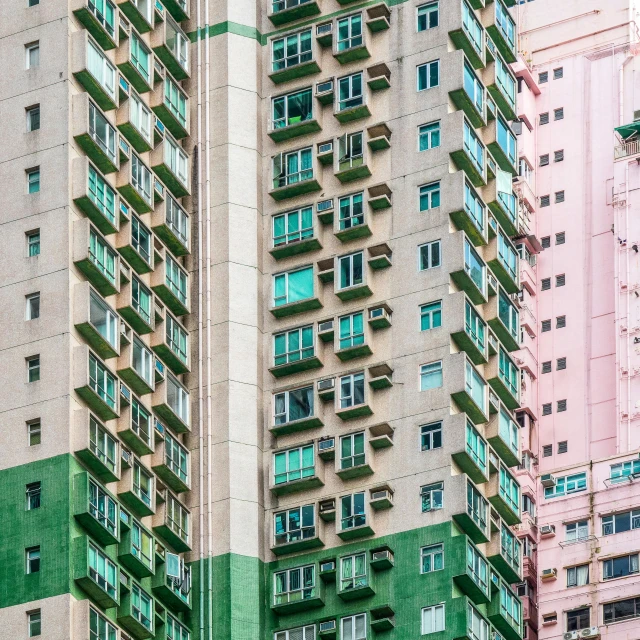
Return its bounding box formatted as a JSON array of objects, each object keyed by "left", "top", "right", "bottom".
[{"left": 516, "top": 0, "right": 640, "bottom": 637}]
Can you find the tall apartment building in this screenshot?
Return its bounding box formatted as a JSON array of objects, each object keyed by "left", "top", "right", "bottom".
[{"left": 0, "top": 2, "right": 553, "bottom": 640}]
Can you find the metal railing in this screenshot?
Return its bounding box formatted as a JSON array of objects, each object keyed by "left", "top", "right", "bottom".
[{"left": 615, "top": 140, "right": 640, "bottom": 160}]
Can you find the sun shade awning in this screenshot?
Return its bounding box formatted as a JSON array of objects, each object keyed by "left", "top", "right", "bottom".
[{"left": 615, "top": 122, "right": 640, "bottom": 139}]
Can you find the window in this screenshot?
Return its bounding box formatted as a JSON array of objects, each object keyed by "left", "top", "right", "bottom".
[
  {"left": 341, "top": 492, "right": 366, "bottom": 530},
  {"left": 419, "top": 121, "right": 440, "bottom": 151},
  {"left": 131, "top": 338, "right": 153, "bottom": 389},
  {"left": 465, "top": 359, "right": 486, "bottom": 414},
  {"left": 417, "top": 2, "right": 438, "bottom": 31},
  {"left": 274, "top": 325, "right": 314, "bottom": 366},
  {"left": 88, "top": 102, "right": 117, "bottom": 166},
  {"left": 337, "top": 14, "right": 363, "bottom": 52},
  {"left": 604, "top": 597, "right": 640, "bottom": 624},
  {"left": 540, "top": 195, "right": 550, "bottom": 208},
  {"left": 89, "top": 415, "right": 117, "bottom": 474},
  {"left": 498, "top": 347, "right": 519, "bottom": 401},
  {"left": 28, "top": 420, "right": 41, "bottom": 446},
  {"left": 129, "top": 92, "right": 152, "bottom": 144},
  {"left": 341, "top": 432, "right": 365, "bottom": 470},
  {"left": 26, "top": 547, "right": 40, "bottom": 574},
  {"left": 165, "top": 16, "right": 188, "bottom": 71},
  {"left": 131, "top": 153, "right": 152, "bottom": 205},
  {"left": 420, "top": 301, "right": 442, "bottom": 331},
  {"left": 274, "top": 386, "right": 314, "bottom": 425},
  {"left": 26, "top": 42, "right": 39, "bottom": 69},
  {"left": 554, "top": 150, "right": 564, "bottom": 163},
  {"left": 273, "top": 147, "right": 313, "bottom": 189},
  {"left": 131, "top": 33, "right": 151, "bottom": 84},
  {"left": 342, "top": 614, "right": 367, "bottom": 640},
  {"left": 166, "top": 494, "right": 189, "bottom": 544},
  {"left": 166, "top": 195, "right": 189, "bottom": 249},
  {"left": 467, "top": 542, "right": 489, "bottom": 594},
  {"left": 27, "top": 230, "right": 40, "bottom": 256},
  {"left": 272, "top": 30, "right": 312, "bottom": 72},
  {"left": 26, "top": 104, "right": 41, "bottom": 132},
  {"left": 541, "top": 236, "right": 551, "bottom": 249},
  {"left": 498, "top": 289, "right": 518, "bottom": 343},
  {"left": 498, "top": 232, "right": 518, "bottom": 283},
  {"left": 553, "top": 67, "right": 563, "bottom": 79},
  {"left": 463, "top": 120, "right": 485, "bottom": 176},
  {"left": 165, "top": 135, "right": 189, "bottom": 186},
  {"left": 519, "top": 158, "right": 533, "bottom": 183},
  {"left": 339, "top": 312, "right": 364, "bottom": 350},
  {"left": 165, "top": 254, "right": 188, "bottom": 307},
  {"left": 497, "top": 116, "right": 517, "bottom": 166},
  {"left": 86, "top": 40, "right": 116, "bottom": 101},
  {"left": 274, "top": 444, "right": 315, "bottom": 485},
  {"left": 272, "top": 88, "right": 313, "bottom": 131},
  {"left": 28, "top": 610, "right": 41, "bottom": 637},
  {"left": 555, "top": 190, "right": 565, "bottom": 202},
  {"left": 602, "top": 509, "right": 640, "bottom": 536},
  {"left": 522, "top": 494, "right": 535, "bottom": 517},
  {"left": 90, "top": 607, "right": 117, "bottom": 640},
  {"left": 554, "top": 107, "right": 564, "bottom": 120},
  {"left": 341, "top": 553, "right": 367, "bottom": 591},
  {"left": 567, "top": 564, "right": 589, "bottom": 587},
  {"left": 337, "top": 131, "right": 364, "bottom": 173},
  {"left": 29, "top": 0, "right": 40, "bottom": 5},
  {"left": 466, "top": 480, "right": 488, "bottom": 535},
  {"left": 27, "top": 167, "right": 40, "bottom": 193},
  {"left": 538, "top": 71, "right": 548, "bottom": 83},
  {"left": 133, "top": 460, "right": 153, "bottom": 508},
  {"left": 495, "top": 0, "right": 515, "bottom": 53},
  {"left": 463, "top": 61, "right": 484, "bottom": 115},
  {"left": 422, "top": 604, "right": 445, "bottom": 634},
  {"left": 541, "top": 278, "right": 551, "bottom": 291},
  {"left": 500, "top": 585, "right": 521, "bottom": 631},
  {"left": 541, "top": 403, "right": 551, "bottom": 416},
  {"left": 166, "top": 314, "right": 188, "bottom": 364},
  {"left": 89, "top": 479, "right": 117, "bottom": 535},
  {"left": 274, "top": 625, "right": 315, "bottom": 640},
  {"left": 421, "top": 482, "right": 443, "bottom": 512},
  {"left": 338, "top": 72, "right": 364, "bottom": 112},
  {"left": 164, "top": 77, "right": 187, "bottom": 129},
  {"left": 557, "top": 399, "right": 567, "bottom": 412},
  {"left": 462, "top": 1, "right": 483, "bottom": 56},
  {"left": 556, "top": 315, "right": 566, "bottom": 328},
  {"left": 167, "top": 371, "right": 189, "bottom": 425},
  {"left": 25, "top": 292, "right": 40, "bottom": 320},
  {"left": 419, "top": 240, "right": 441, "bottom": 270},
  {"left": 131, "top": 583, "right": 153, "bottom": 630},
  {"left": 421, "top": 544, "right": 444, "bottom": 573},
  {"left": 555, "top": 231, "right": 566, "bottom": 245},
  {"left": 165, "top": 433, "right": 188, "bottom": 486},
  {"left": 610, "top": 459, "right": 640, "bottom": 482},
  {"left": 131, "top": 396, "right": 152, "bottom": 448},
  {"left": 539, "top": 112, "right": 549, "bottom": 125},
  {"left": 468, "top": 603, "right": 489, "bottom": 640},
  {"left": 466, "top": 421, "right": 487, "bottom": 475},
  {"left": 604, "top": 553, "right": 639, "bottom": 580},
  {"left": 339, "top": 193, "right": 364, "bottom": 232},
  {"left": 464, "top": 181, "right": 486, "bottom": 236},
  {"left": 499, "top": 407, "right": 519, "bottom": 456},
  {"left": 420, "top": 361, "right": 443, "bottom": 390},
  {"left": 27, "top": 356, "right": 40, "bottom": 382},
  {"left": 421, "top": 422, "right": 442, "bottom": 451},
  {"left": 542, "top": 444, "right": 552, "bottom": 456},
  {"left": 274, "top": 505, "right": 315, "bottom": 545},
  {"left": 499, "top": 465, "right": 520, "bottom": 515},
  {"left": 131, "top": 277, "right": 152, "bottom": 327},
  {"left": 557, "top": 358, "right": 567, "bottom": 371},
  {"left": 26, "top": 482, "right": 41, "bottom": 510},
  {"left": 166, "top": 614, "right": 189, "bottom": 640},
  {"left": 87, "top": 0, "right": 116, "bottom": 39},
  {"left": 464, "top": 238, "right": 486, "bottom": 296},
  {"left": 339, "top": 252, "right": 364, "bottom": 291},
  {"left": 340, "top": 372, "right": 365, "bottom": 409},
  {"left": 88, "top": 164, "right": 117, "bottom": 227},
  {"left": 417, "top": 60, "right": 439, "bottom": 91},
  {"left": 465, "top": 300, "right": 486, "bottom": 355},
  {"left": 539, "top": 154, "right": 549, "bottom": 167},
  {"left": 274, "top": 565, "right": 316, "bottom": 605},
  {"left": 419, "top": 182, "right": 441, "bottom": 211},
  {"left": 566, "top": 607, "right": 590, "bottom": 632},
  {"left": 545, "top": 472, "right": 587, "bottom": 499}
]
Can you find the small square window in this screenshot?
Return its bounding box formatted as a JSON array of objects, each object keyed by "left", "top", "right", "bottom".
[
  {"left": 421, "top": 482, "right": 444, "bottom": 512},
  {"left": 26, "top": 482, "right": 41, "bottom": 510},
  {"left": 539, "top": 112, "right": 549, "bottom": 125},
  {"left": 557, "top": 399, "right": 567, "bottom": 412},
  {"left": 28, "top": 610, "right": 41, "bottom": 637},
  {"left": 26, "top": 547, "right": 40, "bottom": 574},
  {"left": 540, "top": 195, "right": 550, "bottom": 207},
  {"left": 26, "top": 105, "right": 40, "bottom": 132},
  {"left": 554, "top": 150, "right": 564, "bottom": 163},
  {"left": 539, "top": 154, "right": 549, "bottom": 167},
  {"left": 556, "top": 315, "right": 566, "bottom": 328},
  {"left": 419, "top": 181, "right": 441, "bottom": 211},
  {"left": 557, "top": 357, "right": 567, "bottom": 370},
  {"left": 29, "top": 0, "right": 41, "bottom": 5},
  {"left": 555, "top": 232, "right": 565, "bottom": 245},
  {"left": 419, "top": 121, "right": 441, "bottom": 151},
  {"left": 25, "top": 42, "right": 40, "bottom": 69},
  {"left": 27, "top": 356, "right": 40, "bottom": 383},
  {"left": 542, "top": 444, "right": 552, "bottom": 457},
  {"left": 27, "top": 230, "right": 40, "bottom": 256},
  {"left": 553, "top": 67, "right": 564, "bottom": 80},
  {"left": 420, "top": 361, "right": 443, "bottom": 391},
  {"left": 419, "top": 240, "right": 441, "bottom": 271},
  {"left": 26, "top": 293, "right": 40, "bottom": 320},
  {"left": 541, "top": 278, "right": 551, "bottom": 291},
  {"left": 420, "top": 301, "right": 442, "bottom": 331},
  {"left": 555, "top": 190, "right": 565, "bottom": 203},
  {"left": 417, "top": 60, "right": 440, "bottom": 91},
  {"left": 541, "top": 361, "right": 551, "bottom": 374},
  {"left": 558, "top": 440, "right": 568, "bottom": 454},
  {"left": 421, "top": 422, "right": 442, "bottom": 451},
  {"left": 27, "top": 167, "right": 40, "bottom": 194},
  {"left": 541, "top": 236, "right": 551, "bottom": 249},
  {"left": 554, "top": 108, "right": 564, "bottom": 120},
  {"left": 27, "top": 420, "right": 41, "bottom": 446},
  {"left": 539, "top": 71, "right": 548, "bottom": 84},
  {"left": 541, "top": 320, "right": 551, "bottom": 332},
  {"left": 542, "top": 403, "right": 552, "bottom": 416},
  {"left": 556, "top": 274, "right": 566, "bottom": 287},
  {"left": 417, "top": 2, "right": 439, "bottom": 32}
]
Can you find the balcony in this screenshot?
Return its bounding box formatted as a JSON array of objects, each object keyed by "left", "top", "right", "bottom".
[
  {"left": 163, "top": 0, "right": 189, "bottom": 21},
  {"left": 335, "top": 134, "right": 372, "bottom": 183},
  {"left": 487, "top": 467, "right": 521, "bottom": 526},
  {"left": 150, "top": 254, "right": 189, "bottom": 317},
  {"left": 449, "top": 54, "right": 486, "bottom": 129},
  {"left": 273, "top": 575, "right": 325, "bottom": 614},
  {"left": 336, "top": 453, "right": 374, "bottom": 481},
  {"left": 450, "top": 414, "right": 490, "bottom": 485},
  {"left": 486, "top": 117, "right": 518, "bottom": 175},
  {"left": 151, "top": 372, "right": 190, "bottom": 434},
  {"left": 451, "top": 475, "right": 490, "bottom": 544},
  {"left": 486, "top": 347, "right": 520, "bottom": 411},
  {"left": 522, "top": 555, "right": 536, "bottom": 584},
  {"left": 73, "top": 471, "right": 120, "bottom": 545},
  {"left": 337, "top": 511, "right": 374, "bottom": 541},
  {"left": 73, "top": 157, "right": 120, "bottom": 236},
  {"left": 118, "top": 0, "right": 153, "bottom": 33},
  {"left": 485, "top": 177, "right": 518, "bottom": 238},
  {"left": 116, "top": 153, "right": 154, "bottom": 214},
  {"left": 150, "top": 314, "right": 189, "bottom": 376},
  {"left": 333, "top": 24, "right": 370, "bottom": 64},
  {"left": 450, "top": 113, "right": 487, "bottom": 188},
  {"left": 118, "top": 460, "right": 156, "bottom": 517},
  {"left": 72, "top": 0, "right": 118, "bottom": 49},
  {"left": 483, "top": 1, "right": 517, "bottom": 63},
  {"left": 152, "top": 492, "right": 191, "bottom": 553},
  {"left": 446, "top": 172, "right": 488, "bottom": 247},
  {"left": 74, "top": 345, "right": 120, "bottom": 420},
  {"left": 268, "top": 0, "right": 321, "bottom": 26},
  {"left": 487, "top": 582, "right": 522, "bottom": 640},
  {"left": 270, "top": 151, "right": 322, "bottom": 201},
  {"left": 117, "top": 583, "right": 155, "bottom": 639},
  {"left": 150, "top": 74, "right": 189, "bottom": 140},
  {"left": 116, "top": 216, "right": 154, "bottom": 275},
  {"left": 118, "top": 520, "right": 155, "bottom": 579},
  {"left": 116, "top": 96, "right": 154, "bottom": 154},
  {"left": 116, "top": 279, "right": 155, "bottom": 335},
  {"left": 450, "top": 352, "right": 489, "bottom": 425},
  {"left": 486, "top": 234, "right": 519, "bottom": 295},
  {"left": 334, "top": 84, "right": 371, "bottom": 124},
  {"left": 451, "top": 536, "right": 491, "bottom": 605},
  {"left": 272, "top": 526, "right": 323, "bottom": 556},
  {"left": 150, "top": 135, "right": 190, "bottom": 198},
  {"left": 485, "top": 59, "right": 517, "bottom": 121},
  {"left": 150, "top": 195, "right": 190, "bottom": 257},
  {"left": 116, "top": 33, "right": 154, "bottom": 94},
  {"left": 73, "top": 94, "right": 119, "bottom": 174},
  {"left": 151, "top": 559, "right": 191, "bottom": 612},
  {"left": 271, "top": 459, "right": 324, "bottom": 496},
  {"left": 270, "top": 224, "right": 322, "bottom": 260},
  {"left": 73, "top": 282, "right": 120, "bottom": 359},
  {"left": 117, "top": 399, "right": 155, "bottom": 456},
  {"left": 151, "top": 16, "right": 189, "bottom": 81},
  {"left": 449, "top": 231, "right": 488, "bottom": 305},
  {"left": 487, "top": 524, "right": 522, "bottom": 584},
  {"left": 485, "top": 291, "right": 519, "bottom": 353},
  {"left": 73, "top": 535, "right": 119, "bottom": 609},
  {"left": 116, "top": 338, "right": 155, "bottom": 396},
  {"left": 73, "top": 408, "right": 120, "bottom": 483},
  {"left": 449, "top": 1, "right": 485, "bottom": 69},
  {"left": 441, "top": 598, "right": 492, "bottom": 640},
  {"left": 72, "top": 30, "right": 119, "bottom": 111},
  {"left": 269, "top": 89, "right": 321, "bottom": 143},
  {"left": 270, "top": 386, "right": 324, "bottom": 436},
  {"left": 151, "top": 435, "right": 190, "bottom": 494},
  {"left": 486, "top": 407, "right": 520, "bottom": 468},
  {"left": 269, "top": 44, "right": 321, "bottom": 85},
  {"left": 450, "top": 293, "right": 489, "bottom": 366}
]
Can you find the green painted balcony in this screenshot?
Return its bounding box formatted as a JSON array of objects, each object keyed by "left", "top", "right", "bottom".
[
  {"left": 487, "top": 526, "right": 522, "bottom": 584},
  {"left": 118, "top": 0, "right": 153, "bottom": 33},
  {"left": 336, "top": 283, "right": 373, "bottom": 302},
  {"left": 150, "top": 257, "right": 190, "bottom": 317},
  {"left": 269, "top": 354, "right": 323, "bottom": 379},
  {"left": 336, "top": 402, "right": 373, "bottom": 421},
  {"left": 446, "top": 175, "right": 488, "bottom": 248},
  {"left": 451, "top": 430, "right": 489, "bottom": 486},
  {"left": 269, "top": 116, "right": 322, "bottom": 143},
  {"left": 335, "top": 103, "right": 372, "bottom": 124},
  {"left": 268, "top": 0, "right": 321, "bottom": 26},
  {"left": 163, "top": 0, "right": 189, "bottom": 21},
  {"left": 73, "top": 471, "right": 120, "bottom": 545},
  {"left": 74, "top": 409, "right": 120, "bottom": 483},
  {"left": 486, "top": 239, "right": 519, "bottom": 295},
  {"left": 269, "top": 59, "right": 321, "bottom": 85},
  {"left": 486, "top": 409, "right": 520, "bottom": 468},
  {"left": 334, "top": 40, "right": 371, "bottom": 65},
  {"left": 151, "top": 375, "right": 190, "bottom": 435},
  {"left": 272, "top": 530, "right": 324, "bottom": 556},
  {"left": 336, "top": 461, "right": 374, "bottom": 481},
  {"left": 116, "top": 36, "right": 154, "bottom": 95},
  {"left": 72, "top": 0, "right": 118, "bottom": 49},
  {"left": 150, "top": 197, "right": 190, "bottom": 257},
  {"left": 450, "top": 242, "right": 488, "bottom": 306},
  {"left": 270, "top": 236, "right": 322, "bottom": 260},
  {"left": 450, "top": 117, "right": 487, "bottom": 188},
  {"left": 72, "top": 158, "right": 120, "bottom": 236},
  {"left": 485, "top": 289, "right": 520, "bottom": 353},
  {"left": 368, "top": 183, "right": 392, "bottom": 210},
  {"left": 150, "top": 78, "right": 189, "bottom": 141},
  {"left": 270, "top": 296, "right": 323, "bottom": 318},
  {"left": 449, "top": 352, "right": 489, "bottom": 426},
  {"left": 151, "top": 19, "right": 190, "bottom": 81},
  {"left": 487, "top": 469, "right": 521, "bottom": 526},
  {"left": 73, "top": 535, "right": 119, "bottom": 609},
  {"left": 271, "top": 471, "right": 324, "bottom": 496},
  {"left": 151, "top": 562, "right": 191, "bottom": 612},
  {"left": 450, "top": 295, "right": 489, "bottom": 366},
  {"left": 270, "top": 172, "right": 322, "bottom": 202},
  {"left": 336, "top": 343, "right": 372, "bottom": 362},
  {"left": 270, "top": 415, "right": 324, "bottom": 437},
  {"left": 335, "top": 220, "right": 372, "bottom": 243},
  {"left": 150, "top": 330, "right": 190, "bottom": 378},
  {"left": 116, "top": 102, "right": 154, "bottom": 155},
  {"left": 486, "top": 121, "right": 518, "bottom": 175},
  {"left": 484, "top": 8, "right": 517, "bottom": 64},
  {"left": 451, "top": 537, "right": 491, "bottom": 605},
  {"left": 118, "top": 466, "right": 155, "bottom": 519},
  {"left": 72, "top": 31, "right": 119, "bottom": 111},
  {"left": 73, "top": 282, "right": 120, "bottom": 360},
  {"left": 116, "top": 281, "right": 155, "bottom": 336},
  {"left": 116, "top": 220, "right": 154, "bottom": 275},
  {"left": 487, "top": 583, "right": 522, "bottom": 640},
  {"left": 117, "top": 402, "right": 155, "bottom": 457},
  {"left": 272, "top": 580, "right": 325, "bottom": 615},
  {"left": 452, "top": 476, "right": 490, "bottom": 544},
  {"left": 152, "top": 495, "right": 191, "bottom": 553},
  {"left": 449, "top": 65, "right": 486, "bottom": 129},
  {"left": 486, "top": 349, "right": 520, "bottom": 411},
  {"left": 337, "top": 522, "right": 374, "bottom": 541},
  {"left": 73, "top": 346, "right": 120, "bottom": 421},
  {"left": 449, "top": 15, "right": 485, "bottom": 70},
  {"left": 118, "top": 523, "right": 155, "bottom": 579},
  {"left": 337, "top": 575, "right": 375, "bottom": 601},
  {"left": 336, "top": 157, "right": 372, "bottom": 184},
  {"left": 73, "top": 95, "right": 119, "bottom": 175},
  {"left": 486, "top": 190, "right": 518, "bottom": 242},
  {"left": 117, "top": 585, "right": 155, "bottom": 639}
]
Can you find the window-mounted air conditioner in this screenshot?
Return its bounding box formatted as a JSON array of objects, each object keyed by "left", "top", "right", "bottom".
[
  {"left": 316, "top": 79, "right": 334, "bottom": 96},
  {"left": 540, "top": 524, "right": 556, "bottom": 537},
  {"left": 318, "top": 438, "right": 335, "bottom": 452},
  {"left": 319, "top": 620, "right": 336, "bottom": 634},
  {"left": 320, "top": 560, "right": 336, "bottom": 572},
  {"left": 369, "top": 307, "right": 389, "bottom": 321},
  {"left": 371, "top": 489, "right": 392, "bottom": 503},
  {"left": 318, "top": 141, "right": 333, "bottom": 155},
  {"left": 317, "top": 198, "right": 334, "bottom": 213},
  {"left": 121, "top": 448, "right": 132, "bottom": 465},
  {"left": 319, "top": 498, "right": 335, "bottom": 514},
  {"left": 317, "top": 378, "right": 335, "bottom": 392},
  {"left": 318, "top": 320, "right": 334, "bottom": 334},
  {"left": 541, "top": 473, "right": 556, "bottom": 488},
  {"left": 316, "top": 23, "right": 333, "bottom": 36},
  {"left": 541, "top": 568, "right": 557, "bottom": 579},
  {"left": 371, "top": 549, "right": 393, "bottom": 563}
]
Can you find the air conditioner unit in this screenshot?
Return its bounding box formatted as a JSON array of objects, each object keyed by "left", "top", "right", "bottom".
[
  {"left": 369, "top": 307, "right": 389, "bottom": 321},
  {"left": 318, "top": 141, "right": 333, "bottom": 155},
  {"left": 120, "top": 571, "right": 130, "bottom": 587},
  {"left": 563, "top": 633, "right": 578, "bottom": 640},
  {"left": 372, "top": 549, "right": 393, "bottom": 563},
  {"left": 318, "top": 320, "right": 334, "bottom": 334},
  {"left": 371, "top": 489, "right": 392, "bottom": 503},
  {"left": 319, "top": 620, "right": 336, "bottom": 634},
  {"left": 318, "top": 438, "right": 335, "bottom": 452},
  {"left": 317, "top": 198, "right": 334, "bottom": 213},
  {"left": 319, "top": 498, "right": 336, "bottom": 513},
  {"left": 540, "top": 524, "right": 556, "bottom": 536},
  {"left": 316, "top": 79, "right": 334, "bottom": 95},
  {"left": 541, "top": 568, "right": 557, "bottom": 579},
  {"left": 580, "top": 627, "right": 600, "bottom": 638},
  {"left": 318, "top": 378, "right": 335, "bottom": 392},
  {"left": 121, "top": 448, "right": 132, "bottom": 465},
  {"left": 316, "top": 23, "right": 333, "bottom": 36},
  {"left": 320, "top": 560, "right": 336, "bottom": 572},
  {"left": 541, "top": 474, "right": 556, "bottom": 488}
]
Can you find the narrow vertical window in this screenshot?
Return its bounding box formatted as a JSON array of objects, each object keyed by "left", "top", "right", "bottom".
[
  {"left": 27, "top": 167, "right": 40, "bottom": 194},
  {"left": 27, "top": 356, "right": 40, "bottom": 382},
  {"left": 26, "top": 547, "right": 41, "bottom": 574},
  {"left": 28, "top": 610, "right": 41, "bottom": 637},
  {"left": 26, "top": 105, "right": 40, "bottom": 132},
  {"left": 26, "top": 293, "right": 40, "bottom": 320},
  {"left": 27, "top": 420, "right": 41, "bottom": 446},
  {"left": 27, "top": 230, "right": 40, "bottom": 256},
  {"left": 25, "top": 42, "right": 40, "bottom": 69}
]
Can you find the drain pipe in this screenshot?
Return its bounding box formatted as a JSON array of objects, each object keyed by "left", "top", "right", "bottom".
[{"left": 195, "top": 0, "right": 205, "bottom": 637}]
